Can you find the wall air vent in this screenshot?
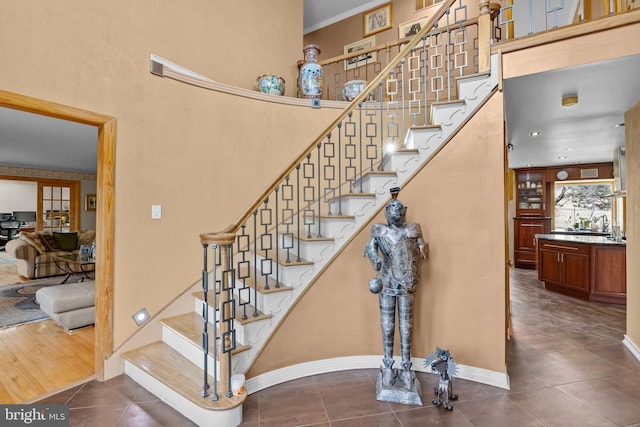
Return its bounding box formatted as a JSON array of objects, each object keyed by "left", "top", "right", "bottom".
[{"left": 580, "top": 168, "right": 599, "bottom": 179}]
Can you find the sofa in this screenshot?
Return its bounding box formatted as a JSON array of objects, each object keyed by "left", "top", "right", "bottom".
[{"left": 5, "top": 230, "right": 95, "bottom": 279}]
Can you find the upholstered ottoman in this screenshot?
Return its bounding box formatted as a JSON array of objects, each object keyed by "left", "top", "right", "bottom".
[{"left": 35, "top": 281, "right": 95, "bottom": 331}]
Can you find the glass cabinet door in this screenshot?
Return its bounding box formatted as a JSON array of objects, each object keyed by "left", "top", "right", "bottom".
[{"left": 516, "top": 170, "right": 545, "bottom": 216}]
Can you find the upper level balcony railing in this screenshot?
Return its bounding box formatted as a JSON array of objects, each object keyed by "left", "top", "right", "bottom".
[
  {"left": 313, "top": 0, "right": 639, "bottom": 106},
  {"left": 493, "top": 0, "right": 638, "bottom": 41}
]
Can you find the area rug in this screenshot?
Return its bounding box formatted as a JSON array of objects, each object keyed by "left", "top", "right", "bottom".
[{"left": 0, "top": 277, "right": 80, "bottom": 329}]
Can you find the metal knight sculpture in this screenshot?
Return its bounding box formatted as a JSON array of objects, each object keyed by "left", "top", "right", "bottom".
[{"left": 365, "top": 187, "right": 428, "bottom": 405}]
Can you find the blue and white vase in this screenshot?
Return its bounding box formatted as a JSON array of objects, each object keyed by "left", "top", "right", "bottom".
[
  {"left": 343, "top": 80, "right": 367, "bottom": 101},
  {"left": 257, "top": 74, "right": 285, "bottom": 96},
  {"left": 300, "top": 44, "right": 323, "bottom": 99}
]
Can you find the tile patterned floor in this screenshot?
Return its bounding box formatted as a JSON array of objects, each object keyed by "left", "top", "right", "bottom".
[{"left": 38, "top": 268, "right": 640, "bottom": 426}]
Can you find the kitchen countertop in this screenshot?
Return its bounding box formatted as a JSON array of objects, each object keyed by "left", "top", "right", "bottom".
[{"left": 535, "top": 233, "right": 626, "bottom": 246}]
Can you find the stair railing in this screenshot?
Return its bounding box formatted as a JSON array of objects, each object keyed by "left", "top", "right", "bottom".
[
  {"left": 496, "top": 0, "right": 639, "bottom": 40},
  {"left": 198, "top": 0, "right": 493, "bottom": 400}
]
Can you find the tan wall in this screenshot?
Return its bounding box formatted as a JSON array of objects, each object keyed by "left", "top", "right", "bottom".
[
  {"left": 625, "top": 101, "right": 640, "bottom": 346},
  {"left": 249, "top": 91, "right": 507, "bottom": 376},
  {"left": 500, "top": 21, "right": 640, "bottom": 79},
  {"left": 0, "top": 0, "right": 344, "bottom": 347}
]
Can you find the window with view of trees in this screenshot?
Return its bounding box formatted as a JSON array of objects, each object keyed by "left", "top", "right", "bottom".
[{"left": 553, "top": 180, "right": 613, "bottom": 232}]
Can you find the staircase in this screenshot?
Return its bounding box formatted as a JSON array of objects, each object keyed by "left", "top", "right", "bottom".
[{"left": 122, "top": 51, "right": 499, "bottom": 425}]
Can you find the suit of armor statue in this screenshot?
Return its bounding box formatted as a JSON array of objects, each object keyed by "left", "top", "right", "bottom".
[{"left": 365, "top": 188, "right": 427, "bottom": 391}]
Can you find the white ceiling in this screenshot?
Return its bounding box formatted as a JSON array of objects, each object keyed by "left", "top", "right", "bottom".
[
  {"left": 504, "top": 53, "right": 640, "bottom": 169},
  {"left": 0, "top": 107, "right": 98, "bottom": 174},
  {"left": 1, "top": 4, "right": 638, "bottom": 175}
]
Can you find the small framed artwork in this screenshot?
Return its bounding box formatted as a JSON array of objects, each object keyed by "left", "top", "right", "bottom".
[
  {"left": 344, "top": 36, "right": 377, "bottom": 71},
  {"left": 399, "top": 16, "right": 430, "bottom": 39},
  {"left": 363, "top": 3, "right": 393, "bottom": 37},
  {"left": 85, "top": 193, "right": 97, "bottom": 211}
]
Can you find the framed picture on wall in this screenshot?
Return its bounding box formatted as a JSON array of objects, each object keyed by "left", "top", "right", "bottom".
[
  {"left": 85, "top": 194, "right": 97, "bottom": 211},
  {"left": 398, "top": 16, "right": 430, "bottom": 39},
  {"left": 363, "top": 3, "right": 393, "bottom": 37},
  {"left": 344, "top": 36, "right": 377, "bottom": 71}
]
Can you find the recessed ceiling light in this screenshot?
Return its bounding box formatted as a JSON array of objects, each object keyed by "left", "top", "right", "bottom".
[
  {"left": 526, "top": 163, "right": 533, "bottom": 167},
  {"left": 529, "top": 131, "right": 541, "bottom": 137},
  {"left": 561, "top": 94, "right": 579, "bottom": 107},
  {"left": 566, "top": 147, "right": 575, "bottom": 151},
  {"left": 614, "top": 123, "right": 625, "bottom": 128},
  {"left": 558, "top": 156, "right": 567, "bottom": 160}
]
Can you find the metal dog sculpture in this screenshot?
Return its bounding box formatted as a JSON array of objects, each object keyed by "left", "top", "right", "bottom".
[{"left": 424, "top": 347, "right": 458, "bottom": 410}]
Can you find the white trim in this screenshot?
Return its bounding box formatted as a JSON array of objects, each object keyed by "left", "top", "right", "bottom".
[
  {"left": 125, "top": 361, "right": 243, "bottom": 427},
  {"left": 149, "top": 54, "right": 348, "bottom": 109},
  {"left": 623, "top": 335, "right": 640, "bottom": 362},
  {"left": 245, "top": 355, "right": 510, "bottom": 394},
  {"left": 304, "top": 0, "right": 390, "bottom": 34},
  {"left": 150, "top": 54, "right": 210, "bottom": 80}
]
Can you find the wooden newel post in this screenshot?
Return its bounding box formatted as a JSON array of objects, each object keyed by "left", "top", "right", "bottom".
[
  {"left": 200, "top": 231, "right": 236, "bottom": 397},
  {"left": 478, "top": 0, "right": 491, "bottom": 73}
]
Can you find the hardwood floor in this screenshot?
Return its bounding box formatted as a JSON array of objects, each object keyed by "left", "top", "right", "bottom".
[
  {"left": 0, "top": 319, "right": 95, "bottom": 403},
  {"left": 0, "top": 248, "right": 95, "bottom": 404}
]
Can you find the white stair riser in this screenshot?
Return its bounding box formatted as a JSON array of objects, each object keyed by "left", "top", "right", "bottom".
[
  {"left": 328, "top": 196, "right": 376, "bottom": 217},
  {"left": 430, "top": 102, "right": 466, "bottom": 126},
  {"left": 124, "top": 361, "right": 243, "bottom": 427}
]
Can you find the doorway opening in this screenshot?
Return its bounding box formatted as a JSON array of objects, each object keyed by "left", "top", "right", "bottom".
[{"left": 0, "top": 89, "right": 115, "bottom": 382}]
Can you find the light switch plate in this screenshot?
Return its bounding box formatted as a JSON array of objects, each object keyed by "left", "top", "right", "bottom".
[{"left": 151, "top": 205, "right": 162, "bottom": 219}]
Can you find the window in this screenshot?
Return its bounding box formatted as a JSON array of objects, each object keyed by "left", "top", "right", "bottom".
[
  {"left": 415, "top": 0, "right": 444, "bottom": 12},
  {"left": 553, "top": 179, "right": 613, "bottom": 232}
]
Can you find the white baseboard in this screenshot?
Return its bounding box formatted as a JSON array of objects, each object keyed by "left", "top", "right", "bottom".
[
  {"left": 623, "top": 335, "right": 640, "bottom": 362},
  {"left": 245, "top": 355, "right": 510, "bottom": 394}
]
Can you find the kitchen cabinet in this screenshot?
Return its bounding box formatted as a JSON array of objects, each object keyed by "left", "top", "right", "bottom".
[
  {"left": 536, "top": 235, "right": 626, "bottom": 304},
  {"left": 515, "top": 169, "right": 545, "bottom": 217},
  {"left": 514, "top": 217, "right": 550, "bottom": 269},
  {"left": 590, "top": 245, "right": 626, "bottom": 304},
  {"left": 538, "top": 240, "right": 590, "bottom": 297}
]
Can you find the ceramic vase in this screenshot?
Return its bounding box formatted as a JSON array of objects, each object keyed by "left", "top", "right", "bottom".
[
  {"left": 343, "top": 79, "right": 367, "bottom": 101},
  {"left": 257, "top": 74, "right": 286, "bottom": 96},
  {"left": 300, "top": 44, "right": 323, "bottom": 98}
]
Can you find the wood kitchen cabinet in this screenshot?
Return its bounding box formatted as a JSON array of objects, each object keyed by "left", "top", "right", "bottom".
[
  {"left": 590, "top": 245, "right": 626, "bottom": 304},
  {"left": 515, "top": 169, "right": 546, "bottom": 217},
  {"left": 514, "top": 217, "right": 550, "bottom": 269},
  {"left": 538, "top": 240, "right": 590, "bottom": 298},
  {"left": 536, "top": 235, "right": 626, "bottom": 304}
]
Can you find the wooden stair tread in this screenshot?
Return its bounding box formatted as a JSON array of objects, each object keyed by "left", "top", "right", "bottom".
[
  {"left": 122, "top": 341, "right": 245, "bottom": 411},
  {"left": 326, "top": 192, "right": 376, "bottom": 203},
  {"left": 161, "top": 312, "right": 250, "bottom": 356},
  {"left": 273, "top": 249, "right": 314, "bottom": 266},
  {"left": 192, "top": 290, "right": 272, "bottom": 324},
  {"left": 361, "top": 170, "right": 397, "bottom": 177},
  {"left": 244, "top": 275, "right": 295, "bottom": 294},
  {"left": 432, "top": 99, "right": 465, "bottom": 106},
  {"left": 290, "top": 233, "right": 335, "bottom": 242},
  {"left": 319, "top": 214, "right": 355, "bottom": 220},
  {"left": 409, "top": 124, "right": 441, "bottom": 131}
]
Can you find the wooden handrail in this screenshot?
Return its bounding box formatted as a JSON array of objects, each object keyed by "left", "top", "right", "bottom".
[{"left": 222, "top": 0, "right": 461, "bottom": 235}]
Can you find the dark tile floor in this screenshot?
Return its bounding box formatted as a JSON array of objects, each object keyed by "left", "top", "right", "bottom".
[{"left": 37, "top": 268, "right": 640, "bottom": 426}]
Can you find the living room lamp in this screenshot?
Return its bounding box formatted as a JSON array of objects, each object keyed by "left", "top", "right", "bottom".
[{"left": 132, "top": 308, "right": 150, "bottom": 326}]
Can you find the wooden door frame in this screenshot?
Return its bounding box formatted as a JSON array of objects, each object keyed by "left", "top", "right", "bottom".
[{"left": 0, "top": 89, "right": 115, "bottom": 380}]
